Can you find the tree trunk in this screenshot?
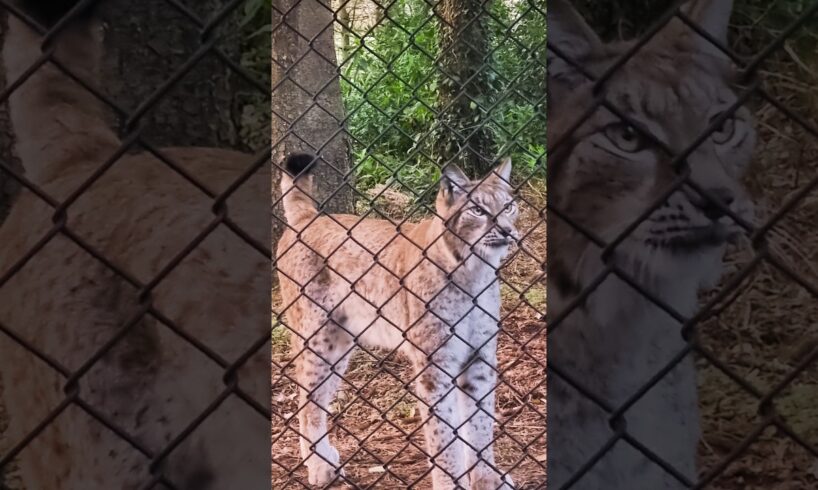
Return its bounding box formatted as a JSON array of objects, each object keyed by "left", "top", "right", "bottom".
[
  {"left": 0, "top": 12, "right": 21, "bottom": 224},
  {"left": 336, "top": 1, "right": 352, "bottom": 54},
  {"left": 435, "top": 0, "right": 495, "bottom": 177},
  {"left": 98, "top": 0, "right": 244, "bottom": 149},
  {"left": 1, "top": 1, "right": 254, "bottom": 226},
  {"left": 272, "top": 0, "right": 353, "bottom": 232}
]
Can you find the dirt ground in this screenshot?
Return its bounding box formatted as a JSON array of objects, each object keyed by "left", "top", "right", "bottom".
[
  {"left": 696, "top": 62, "right": 818, "bottom": 487},
  {"left": 272, "top": 181, "right": 547, "bottom": 489}
]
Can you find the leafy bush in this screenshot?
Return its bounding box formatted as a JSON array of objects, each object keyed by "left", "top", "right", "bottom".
[
  {"left": 339, "top": 0, "right": 441, "bottom": 193},
  {"left": 339, "top": 0, "right": 546, "bottom": 194}
]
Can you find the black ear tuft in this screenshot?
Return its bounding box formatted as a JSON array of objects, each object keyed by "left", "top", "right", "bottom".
[
  {"left": 284, "top": 153, "right": 317, "bottom": 178},
  {"left": 15, "top": 0, "right": 97, "bottom": 26},
  {"left": 439, "top": 164, "right": 470, "bottom": 204}
]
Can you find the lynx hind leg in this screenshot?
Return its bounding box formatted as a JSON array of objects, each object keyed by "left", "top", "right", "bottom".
[{"left": 292, "top": 310, "right": 354, "bottom": 487}]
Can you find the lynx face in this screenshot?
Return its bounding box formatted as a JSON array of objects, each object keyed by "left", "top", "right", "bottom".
[
  {"left": 547, "top": 3, "right": 755, "bottom": 488},
  {"left": 436, "top": 160, "right": 520, "bottom": 264},
  {"left": 549, "top": 7, "right": 755, "bottom": 264},
  {"left": 562, "top": 72, "right": 754, "bottom": 254}
]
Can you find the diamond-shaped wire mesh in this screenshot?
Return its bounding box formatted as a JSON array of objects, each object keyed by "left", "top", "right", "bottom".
[
  {"left": 547, "top": 1, "right": 818, "bottom": 489},
  {"left": 1, "top": 0, "right": 814, "bottom": 488},
  {"left": 0, "top": 1, "right": 271, "bottom": 488},
  {"left": 272, "top": 0, "right": 545, "bottom": 488}
]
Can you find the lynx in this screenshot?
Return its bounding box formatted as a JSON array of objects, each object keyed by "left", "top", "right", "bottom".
[
  {"left": 547, "top": 0, "right": 755, "bottom": 489},
  {"left": 0, "top": 3, "right": 269, "bottom": 488},
  {"left": 276, "top": 153, "right": 519, "bottom": 489}
]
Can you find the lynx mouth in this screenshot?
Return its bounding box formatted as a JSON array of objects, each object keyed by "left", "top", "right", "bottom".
[
  {"left": 485, "top": 238, "right": 511, "bottom": 248},
  {"left": 647, "top": 223, "right": 737, "bottom": 252}
]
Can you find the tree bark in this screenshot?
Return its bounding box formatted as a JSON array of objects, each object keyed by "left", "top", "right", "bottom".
[
  {"left": 272, "top": 0, "right": 353, "bottom": 231},
  {"left": 435, "top": 0, "right": 495, "bottom": 176},
  {"left": 336, "top": 1, "right": 352, "bottom": 54},
  {"left": 1, "top": 1, "right": 254, "bottom": 225},
  {"left": 0, "top": 13, "right": 21, "bottom": 224},
  {"left": 98, "top": 0, "right": 244, "bottom": 149}
]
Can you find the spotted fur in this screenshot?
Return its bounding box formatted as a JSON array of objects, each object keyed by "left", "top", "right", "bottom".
[{"left": 277, "top": 156, "right": 519, "bottom": 489}]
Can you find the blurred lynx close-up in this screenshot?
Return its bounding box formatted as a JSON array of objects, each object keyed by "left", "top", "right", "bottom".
[
  {"left": 548, "top": 0, "right": 818, "bottom": 489},
  {"left": 547, "top": 0, "right": 756, "bottom": 488},
  {"left": 0, "top": 1, "right": 271, "bottom": 489}
]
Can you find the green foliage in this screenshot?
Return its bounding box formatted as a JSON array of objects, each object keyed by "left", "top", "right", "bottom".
[
  {"left": 340, "top": 0, "right": 546, "bottom": 195},
  {"left": 239, "top": 0, "right": 272, "bottom": 76},
  {"left": 240, "top": 0, "right": 274, "bottom": 39},
  {"left": 340, "top": 0, "right": 441, "bottom": 193},
  {"left": 486, "top": 0, "right": 546, "bottom": 171}
]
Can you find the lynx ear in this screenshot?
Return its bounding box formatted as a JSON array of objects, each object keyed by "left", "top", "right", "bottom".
[
  {"left": 440, "top": 164, "right": 470, "bottom": 201},
  {"left": 493, "top": 157, "right": 512, "bottom": 183},
  {"left": 667, "top": 0, "right": 733, "bottom": 60},
  {"left": 547, "top": 0, "right": 602, "bottom": 84},
  {"left": 683, "top": 0, "right": 733, "bottom": 46}
]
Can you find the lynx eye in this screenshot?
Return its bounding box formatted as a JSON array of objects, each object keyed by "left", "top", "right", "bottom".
[
  {"left": 603, "top": 123, "right": 646, "bottom": 153},
  {"left": 504, "top": 202, "right": 517, "bottom": 214},
  {"left": 469, "top": 205, "right": 488, "bottom": 216},
  {"left": 711, "top": 112, "right": 736, "bottom": 145}
]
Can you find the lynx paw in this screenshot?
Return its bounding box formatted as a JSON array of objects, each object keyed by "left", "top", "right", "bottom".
[
  {"left": 306, "top": 445, "right": 345, "bottom": 487},
  {"left": 471, "top": 473, "right": 515, "bottom": 490}
]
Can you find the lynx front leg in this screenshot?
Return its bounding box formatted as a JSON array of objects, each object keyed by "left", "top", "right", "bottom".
[
  {"left": 457, "top": 345, "right": 514, "bottom": 490},
  {"left": 413, "top": 355, "right": 470, "bottom": 490}
]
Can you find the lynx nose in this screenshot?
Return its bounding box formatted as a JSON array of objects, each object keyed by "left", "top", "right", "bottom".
[
  {"left": 497, "top": 225, "right": 518, "bottom": 242},
  {"left": 698, "top": 187, "right": 735, "bottom": 220}
]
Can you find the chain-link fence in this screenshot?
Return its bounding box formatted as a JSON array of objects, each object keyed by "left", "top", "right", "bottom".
[
  {"left": 272, "top": 0, "right": 545, "bottom": 488},
  {"left": 547, "top": 0, "right": 818, "bottom": 488},
  {"left": 0, "top": 1, "right": 271, "bottom": 488}
]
